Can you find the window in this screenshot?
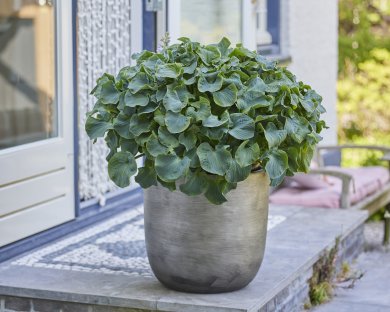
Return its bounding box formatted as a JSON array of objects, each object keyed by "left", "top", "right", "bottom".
[
  {"left": 0, "top": 0, "right": 57, "bottom": 150},
  {"left": 256, "top": 0, "right": 281, "bottom": 55}
]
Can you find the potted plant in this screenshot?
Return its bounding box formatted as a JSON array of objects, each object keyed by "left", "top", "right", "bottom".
[{"left": 85, "top": 37, "right": 326, "bottom": 293}]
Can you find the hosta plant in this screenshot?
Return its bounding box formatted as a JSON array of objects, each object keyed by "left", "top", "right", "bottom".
[{"left": 85, "top": 37, "right": 326, "bottom": 204}]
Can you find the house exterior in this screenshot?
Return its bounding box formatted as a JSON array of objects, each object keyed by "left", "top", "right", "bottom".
[{"left": 0, "top": 0, "right": 338, "bottom": 261}]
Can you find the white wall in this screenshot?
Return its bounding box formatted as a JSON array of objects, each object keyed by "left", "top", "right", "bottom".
[{"left": 286, "top": 0, "right": 339, "bottom": 145}]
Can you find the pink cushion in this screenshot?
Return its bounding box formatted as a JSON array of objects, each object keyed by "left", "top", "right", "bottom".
[
  {"left": 270, "top": 166, "right": 390, "bottom": 208},
  {"left": 290, "top": 173, "right": 330, "bottom": 189}
]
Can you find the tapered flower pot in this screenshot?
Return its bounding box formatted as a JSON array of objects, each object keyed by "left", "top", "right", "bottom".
[{"left": 143, "top": 171, "right": 269, "bottom": 293}]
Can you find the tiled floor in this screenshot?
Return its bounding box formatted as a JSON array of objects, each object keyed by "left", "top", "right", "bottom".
[{"left": 11, "top": 204, "right": 286, "bottom": 278}]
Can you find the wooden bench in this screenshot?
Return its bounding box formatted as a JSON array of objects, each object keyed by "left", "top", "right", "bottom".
[{"left": 312, "top": 145, "right": 390, "bottom": 244}]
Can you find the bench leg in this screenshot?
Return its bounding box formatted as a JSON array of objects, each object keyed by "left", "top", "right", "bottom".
[{"left": 384, "top": 204, "right": 390, "bottom": 245}]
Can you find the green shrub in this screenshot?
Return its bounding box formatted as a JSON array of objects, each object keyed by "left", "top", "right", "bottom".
[{"left": 85, "top": 38, "right": 326, "bottom": 204}]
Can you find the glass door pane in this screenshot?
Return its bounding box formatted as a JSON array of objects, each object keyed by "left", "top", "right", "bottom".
[
  {"left": 0, "top": 0, "right": 56, "bottom": 150},
  {"left": 180, "top": 0, "right": 242, "bottom": 45}
]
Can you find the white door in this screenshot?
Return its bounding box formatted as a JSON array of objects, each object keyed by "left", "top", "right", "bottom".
[
  {"left": 159, "top": 0, "right": 257, "bottom": 49},
  {"left": 0, "top": 0, "right": 75, "bottom": 247}
]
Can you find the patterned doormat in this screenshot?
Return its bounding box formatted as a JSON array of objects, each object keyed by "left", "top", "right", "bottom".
[{"left": 12, "top": 205, "right": 286, "bottom": 277}]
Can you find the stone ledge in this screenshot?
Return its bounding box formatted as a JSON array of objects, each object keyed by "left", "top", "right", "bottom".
[{"left": 0, "top": 206, "right": 367, "bottom": 312}]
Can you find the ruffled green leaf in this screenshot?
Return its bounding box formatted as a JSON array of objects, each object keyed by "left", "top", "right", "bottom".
[
  {"left": 163, "top": 88, "right": 186, "bottom": 112},
  {"left": 113, "top": 114, "right": 133, "bottom": 139},
  {"left": 265, "top": 149, "right": 288, "bottom": 180},
  {"left": 203, "top": 111, "right": 229, "bottom": 128},
  {"left": 264, "top": 122, "right": 287, "bottom": 148},
  {"left": 135, "top": 165, "right": 157, "bottom": 188},
  {"left": 197, "top": 143, "right": 232, "bottom": 175},
  {"left": 165, "top": 111, "right": 191, "bottom": 133},
  {"left": 128, "top": 72, "right": 150, "bottom": 93},
  {"left": 129, "top": 115, "right": 150, "bottom": 136},
  {"left": 155, "top": 154, "right": 190, "bottom": 182},
  {"left": 284, "top": 116, "right": 311, "bottom": 143},
  {"left": 158, "top": 127, "right": 179, "bottom": 148},
  {"left": 108, "top": 151, "right": 137, "bottom": 187},
  {"left": 179, "top": 170, "right": 208, "bottom": 196},
  {"left": 225, "top": 159, "right": 251, "bottom": 183},
  {"left": 146, "top": 133, "right": 168, "bottom": 157},
  {"left": 179, "top": 131, "right": 197, "bottom": 151},
  {"left": 156, "top": 63, "right": 183, "bottom": 78},
  {"left": 198, "top": 73, "right": 223, "bottom": 92},
  {"left": 196, "top": 46, "right": 221, "bottom": 65},
  {"left": 204, "top": 178, "right": 227, "bottom": 205},
  {"left": 213, "top": 83, "right": 237, "bottom": 107},
  {"left": 100, "top": 81, "right": 120, "bottom": 104},
  {"left": 228, "top": 113, "right": 255, "bottom": 140},
  {"left": 85, "top": 116, "right": 113, "bottom": 140},
  {"left": 235, "top": 140, "right": 260, "bottom": 167},
  {"left": 124, "top": 91, "right": 149, "bottom": 107}
]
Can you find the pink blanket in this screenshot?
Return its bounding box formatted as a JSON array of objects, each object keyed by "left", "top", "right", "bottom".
[{"left": 270, "top": 166, "right": 390, "bottom": 208}]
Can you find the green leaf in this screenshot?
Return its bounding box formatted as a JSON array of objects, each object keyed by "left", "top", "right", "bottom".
[
  {"left": 247, "top": 77, "right": 267, "bottom": 93},
  {"left": 179, "top": 131, "right": 197, "bottom": 151},
  {"left": 135, "top": 165, "right": 157, "bottom": 188},
  {"left": 138, "top": 101, "right": 159, "bottom": 115},
  {"left": 235, "top": 140, "right": 260, "bottom": 167},
  {"left": 165, "top": 111, "right": 191, "bottom": 133},
  {"left": 100, "top": 81, "right": 120, "bottom": 104},
  {"left": 255, "top": 114, "right": 278, "bottom": 122},
  {"left": 157, "top": 177, "right": 176, "bottom": 191},
  {"left": 108, "top": 151, "right": 137, "bottom": 187},
  {"left": 228, "top": 113, "right": 255, "bottom": 140},
  {"left": 129, "top": 115, "right": 150, "bottom": 136},
  {"left": 202, "top": 111, "right": 229, "bottom": 128},
  {"left": 120, "top": 138, "right": 138, "bottom": 155},
  {"left": 186, "top": 98, "right": 211, "bottom": 121},
  {"left": 156, "top": 63, "right": 183, "bottom": 78},
  {"left": 204, "top": 178, "right": 227, "bottom": 205},
  {"left": 264, "top": 122, "right": 287, "bottom": 148},
  {"left": 212, "top": 84, "right": 237, "bottom": 107},
  {"left": 237, "top": 91, "right": 270, "bottom": 112},
  {"left": 185, "top": 148, "right": 201, "bottom": 168},
  {"left": 163, "top": 88, "right": 186, "bottom": 112},
  {"left": 265, "top": 149, "right": 288, "bottom": 180},
  {"left": 179, "top": 170, "right": 208, "bottom": 196},
  {"left": 201, "top": 125, "right": 228, "bottom": 140},
  {"left": 124, "top": 91, "right": 149, "bottom": 107},
  {"left": 155, "top": 154, "right": 190, "bottom": 182},
  {"left": 85, "top": 116, "right": 113, "bottom": 140},
  {"left": 225, "top": 159, "right": 251, "bottom": 183},
  {"left": 198, "top": 73, "right": 223, "bottom": 92},
  {"left": 284, "top": 116, "right": 311, "bottom": 143},
  {"left": 197, "top": 143, "right": 232, "bottom": 175},
  {"left": 113, "top": 114, "right": 133, "bottom": 139},
  {"left": 196, "top": 46, "right": 221, "bottom": 65},
  {"left": 146, "top": 133, "right": 168, "bottom": 157},
  {"left": 105, "top": 130, "right": 119, "bottom": 161},
  {"left": 158, "top": 127, "right": 179, "bottom": 148},
  {"left": 217, "top": 37, "right": 231, "bottom": 56},
  {"left": 128, "top": 72, "right": 150, "bottom": 93}
]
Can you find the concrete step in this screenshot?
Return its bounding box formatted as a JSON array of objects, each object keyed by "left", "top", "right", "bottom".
[{"left": 0, "top": 205, "right": 367, "bottom": 312}]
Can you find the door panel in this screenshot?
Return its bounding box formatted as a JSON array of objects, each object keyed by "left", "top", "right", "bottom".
[
  {"left": 0, "top": 169, "right": 71, "bottom": 217},
  {"left": 0, "top": 195, "right": 74, "bottom": 247},
  {"left": 0, "top": 0, "right": 75, "bottom": 247}
]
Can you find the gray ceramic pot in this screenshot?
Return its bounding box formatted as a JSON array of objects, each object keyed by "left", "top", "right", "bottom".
[{"left": 143, "top": 171, "right": 269, "bottom": 293}]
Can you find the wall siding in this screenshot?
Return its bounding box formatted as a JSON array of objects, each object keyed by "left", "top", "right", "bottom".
[
  {"left": 287, "top": 0, "right": 339, "bottom": 145},
  {"left": 77, "top": 0, "right": 133, "bottom": 201}
]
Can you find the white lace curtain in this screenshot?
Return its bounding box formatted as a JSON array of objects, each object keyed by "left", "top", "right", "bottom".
[{"left": 77, "top": 0, "right": 133, "bottom": 201}]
